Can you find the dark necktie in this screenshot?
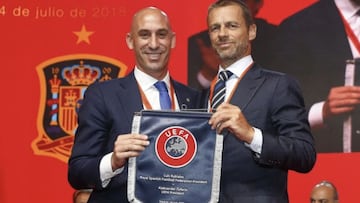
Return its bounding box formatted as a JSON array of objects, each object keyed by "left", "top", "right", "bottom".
[
  {"left": 211, "top": 70, "right": 233, "bottom": 110},
  {"left": 154, "top": 81, "right": 171, "bottom": 110}
]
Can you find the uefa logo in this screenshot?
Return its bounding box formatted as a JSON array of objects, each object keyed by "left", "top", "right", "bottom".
[{"left": 155, "top": 126, "right": 197, "bottom": 168}]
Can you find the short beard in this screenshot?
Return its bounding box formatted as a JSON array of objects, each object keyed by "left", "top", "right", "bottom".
[{"left": 216, "top": 43, "right": 249, "bottom": 67}]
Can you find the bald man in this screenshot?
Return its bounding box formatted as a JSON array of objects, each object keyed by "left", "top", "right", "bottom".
[
  {"left": 310, "top": 180, "right": 339, "bottom": 203},
  {"left": 68, "top": 7, "right": 200, "bottom": 203}
]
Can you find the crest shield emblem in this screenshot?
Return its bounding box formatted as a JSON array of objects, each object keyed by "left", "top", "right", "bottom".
[
  {"left": 58, "top": 86, "right": 84, "bottom": 135},
  {"left": 32, "top": 54, "right": 127, "bottom": 162}
]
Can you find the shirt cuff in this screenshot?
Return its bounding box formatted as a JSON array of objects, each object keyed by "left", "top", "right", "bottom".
[
  {"left": 308, "top": 101, "right": 325, "bottom": 128},
  {"left": 100, "top": 152, "right": 124, "bottom": 188},
  {"left": 244, "top": 127, "right": 263, "bottom": 154}
]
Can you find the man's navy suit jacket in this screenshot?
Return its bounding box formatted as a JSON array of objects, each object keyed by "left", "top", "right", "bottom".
[
  {"left": 201, "top": 64, "right": 316, "bottom": 203},
  {"left": 68, "top": 71, "right": 200, "bottom": 203}
]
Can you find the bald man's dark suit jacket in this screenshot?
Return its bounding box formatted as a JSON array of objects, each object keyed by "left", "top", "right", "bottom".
[
  {"left": 202, "top": 64, "right": 316, "bottom": 203},
  {"left": 271, "top": 0, "right": 360, "bottom": 152},
  {"left": 68, "top": 71, "right": 200, "bottom": 203}
]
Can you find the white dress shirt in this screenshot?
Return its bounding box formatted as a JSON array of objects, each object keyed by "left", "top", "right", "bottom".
[{"left": 99, "top": 67, "right": 178, "bottom": 187}]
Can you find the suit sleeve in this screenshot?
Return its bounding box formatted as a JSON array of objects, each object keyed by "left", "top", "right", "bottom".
[
  {"left": 68, "top": 82, "right": 111, "bottom": 190},
  {"left": 255, "top": 75, "right": 316, "bottom": 173}
]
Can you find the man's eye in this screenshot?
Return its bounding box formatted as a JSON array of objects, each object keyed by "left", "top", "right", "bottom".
[
  {"left": 157, "top": 30, "right": 169, "bottom": 39},
  {"left": 138, "top": 31, "right": 151, "bottom": 38},
  {"left": 209, "top": 26, "right": 219, "bottom": 32},
  {"left": 157, "top": 33, "right": 168, "bottom": 39},
  {"left": 227, "top": 23, "right": 239, "bottom": 29}
]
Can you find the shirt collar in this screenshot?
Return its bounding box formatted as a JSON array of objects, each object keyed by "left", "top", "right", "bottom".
[
  {"left": 134, "top": 66, "right": 171, "bottom": 91},
  {"left": 218, "top": 55, "right": 254, "bottom": 78},
  {"left": 335, "top": 0, "right": 360, "bottom": 20}
]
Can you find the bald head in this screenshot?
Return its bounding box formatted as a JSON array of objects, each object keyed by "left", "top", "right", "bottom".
[
  {"left": 130, "top": 7, "right": 172, "bottom": 34},
  {"left": 126, "top": 6, "right": 176, "bottom": 80},
  {"left": 310, "top": 181, "right": 338, "bottom": 203}
]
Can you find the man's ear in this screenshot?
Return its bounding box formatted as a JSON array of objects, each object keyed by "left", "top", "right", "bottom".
[
  {"left": 249, "top": 24, "right": 257, "bottom": 41},
  {"left": 126, "top": 33, "right": 134, "bottom": 49},
  {"left": 171, "top": 32, "right": 176, "bottom": 48}
]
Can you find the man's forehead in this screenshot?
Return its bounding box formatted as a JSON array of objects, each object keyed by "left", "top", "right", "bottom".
[
  {"left": 132, "top": 10, "right": 170, "bottom": 31},
  {"left": 133, "top": 8, "right": 168, "bottom": 24}
]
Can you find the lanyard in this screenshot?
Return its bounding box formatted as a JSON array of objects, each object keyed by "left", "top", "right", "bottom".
[
  {"left": 137, "top": 81, "right": 176, "bottom": 110},
  {"left": 208, "top": 62, "right": 253, "bottom": 112}
]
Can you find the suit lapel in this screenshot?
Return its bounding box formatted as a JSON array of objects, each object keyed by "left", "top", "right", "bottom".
[
  {"left": 229, "top": 65, "right": 265, "bottom": 111},
  {"left": 115, "top": 71, "right": 143, "bottom": 125},
  {"left": 172, "top": 79, "right": 195, "bottom": 110},
  {"left": 321, "top": 0, "right": 353, "bottom": 59}
]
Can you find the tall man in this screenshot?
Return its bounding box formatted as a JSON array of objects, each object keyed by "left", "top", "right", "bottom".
[
  {"left": 205, "top": 0, "right": 316, "bottom": 202},
  {"left": 68, "top": 7, "right": 200, "bottom": 203},
  {"left": 271, "top": 0, "right": 360, "bottom": 152}
]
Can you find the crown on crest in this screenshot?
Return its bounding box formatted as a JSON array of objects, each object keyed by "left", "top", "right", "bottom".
[
  {"left": 62, "top": 60, "right": 100, "bottom": 85},
  {"left": 49, "top": 67, "right": 61, "bottom": 93}
]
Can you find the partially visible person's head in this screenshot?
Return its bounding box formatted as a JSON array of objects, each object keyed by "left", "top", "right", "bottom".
[
  {"left": 310, "top": 180, "right": 339, "bottom": 203},
  {"left": 73, "top": 189, "right": 92, "bottom": 203},
  {"left": 126, "top": 7, "right": 175, "bottom": 80},
  {"left": 207, "top": 0, "right": 256, "bottom": 68},
  {"left": 242, "top": 0, "right": 264, "bottom": 16}
]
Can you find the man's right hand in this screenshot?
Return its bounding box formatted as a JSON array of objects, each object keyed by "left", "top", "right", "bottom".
[
  {"left": 111, "top": 134, "right": 149, "bottom": 171},
  {"left": 323, "top": 86, "right": 360, "bottom": 122}
]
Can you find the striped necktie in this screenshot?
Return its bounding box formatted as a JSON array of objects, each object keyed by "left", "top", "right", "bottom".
[
  {"left": 154, "top": 81, "right": 171, "bottom": 110},
  {"left": 211, "top": 70, "right": 233, "bottom": 110}
]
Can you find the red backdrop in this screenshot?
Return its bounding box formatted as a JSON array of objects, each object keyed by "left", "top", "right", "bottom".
[{"left": 1, "top": 0, "right": 359, "bottom": 202}]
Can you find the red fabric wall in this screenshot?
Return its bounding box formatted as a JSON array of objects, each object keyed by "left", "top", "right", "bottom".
[{"left": 1, "top": 0, "right": 358, "bottom": 202}]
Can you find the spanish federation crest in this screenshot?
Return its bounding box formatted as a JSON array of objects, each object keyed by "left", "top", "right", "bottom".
[{"left": 32, "top": 54, "right": 127, "bottom": 162}]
